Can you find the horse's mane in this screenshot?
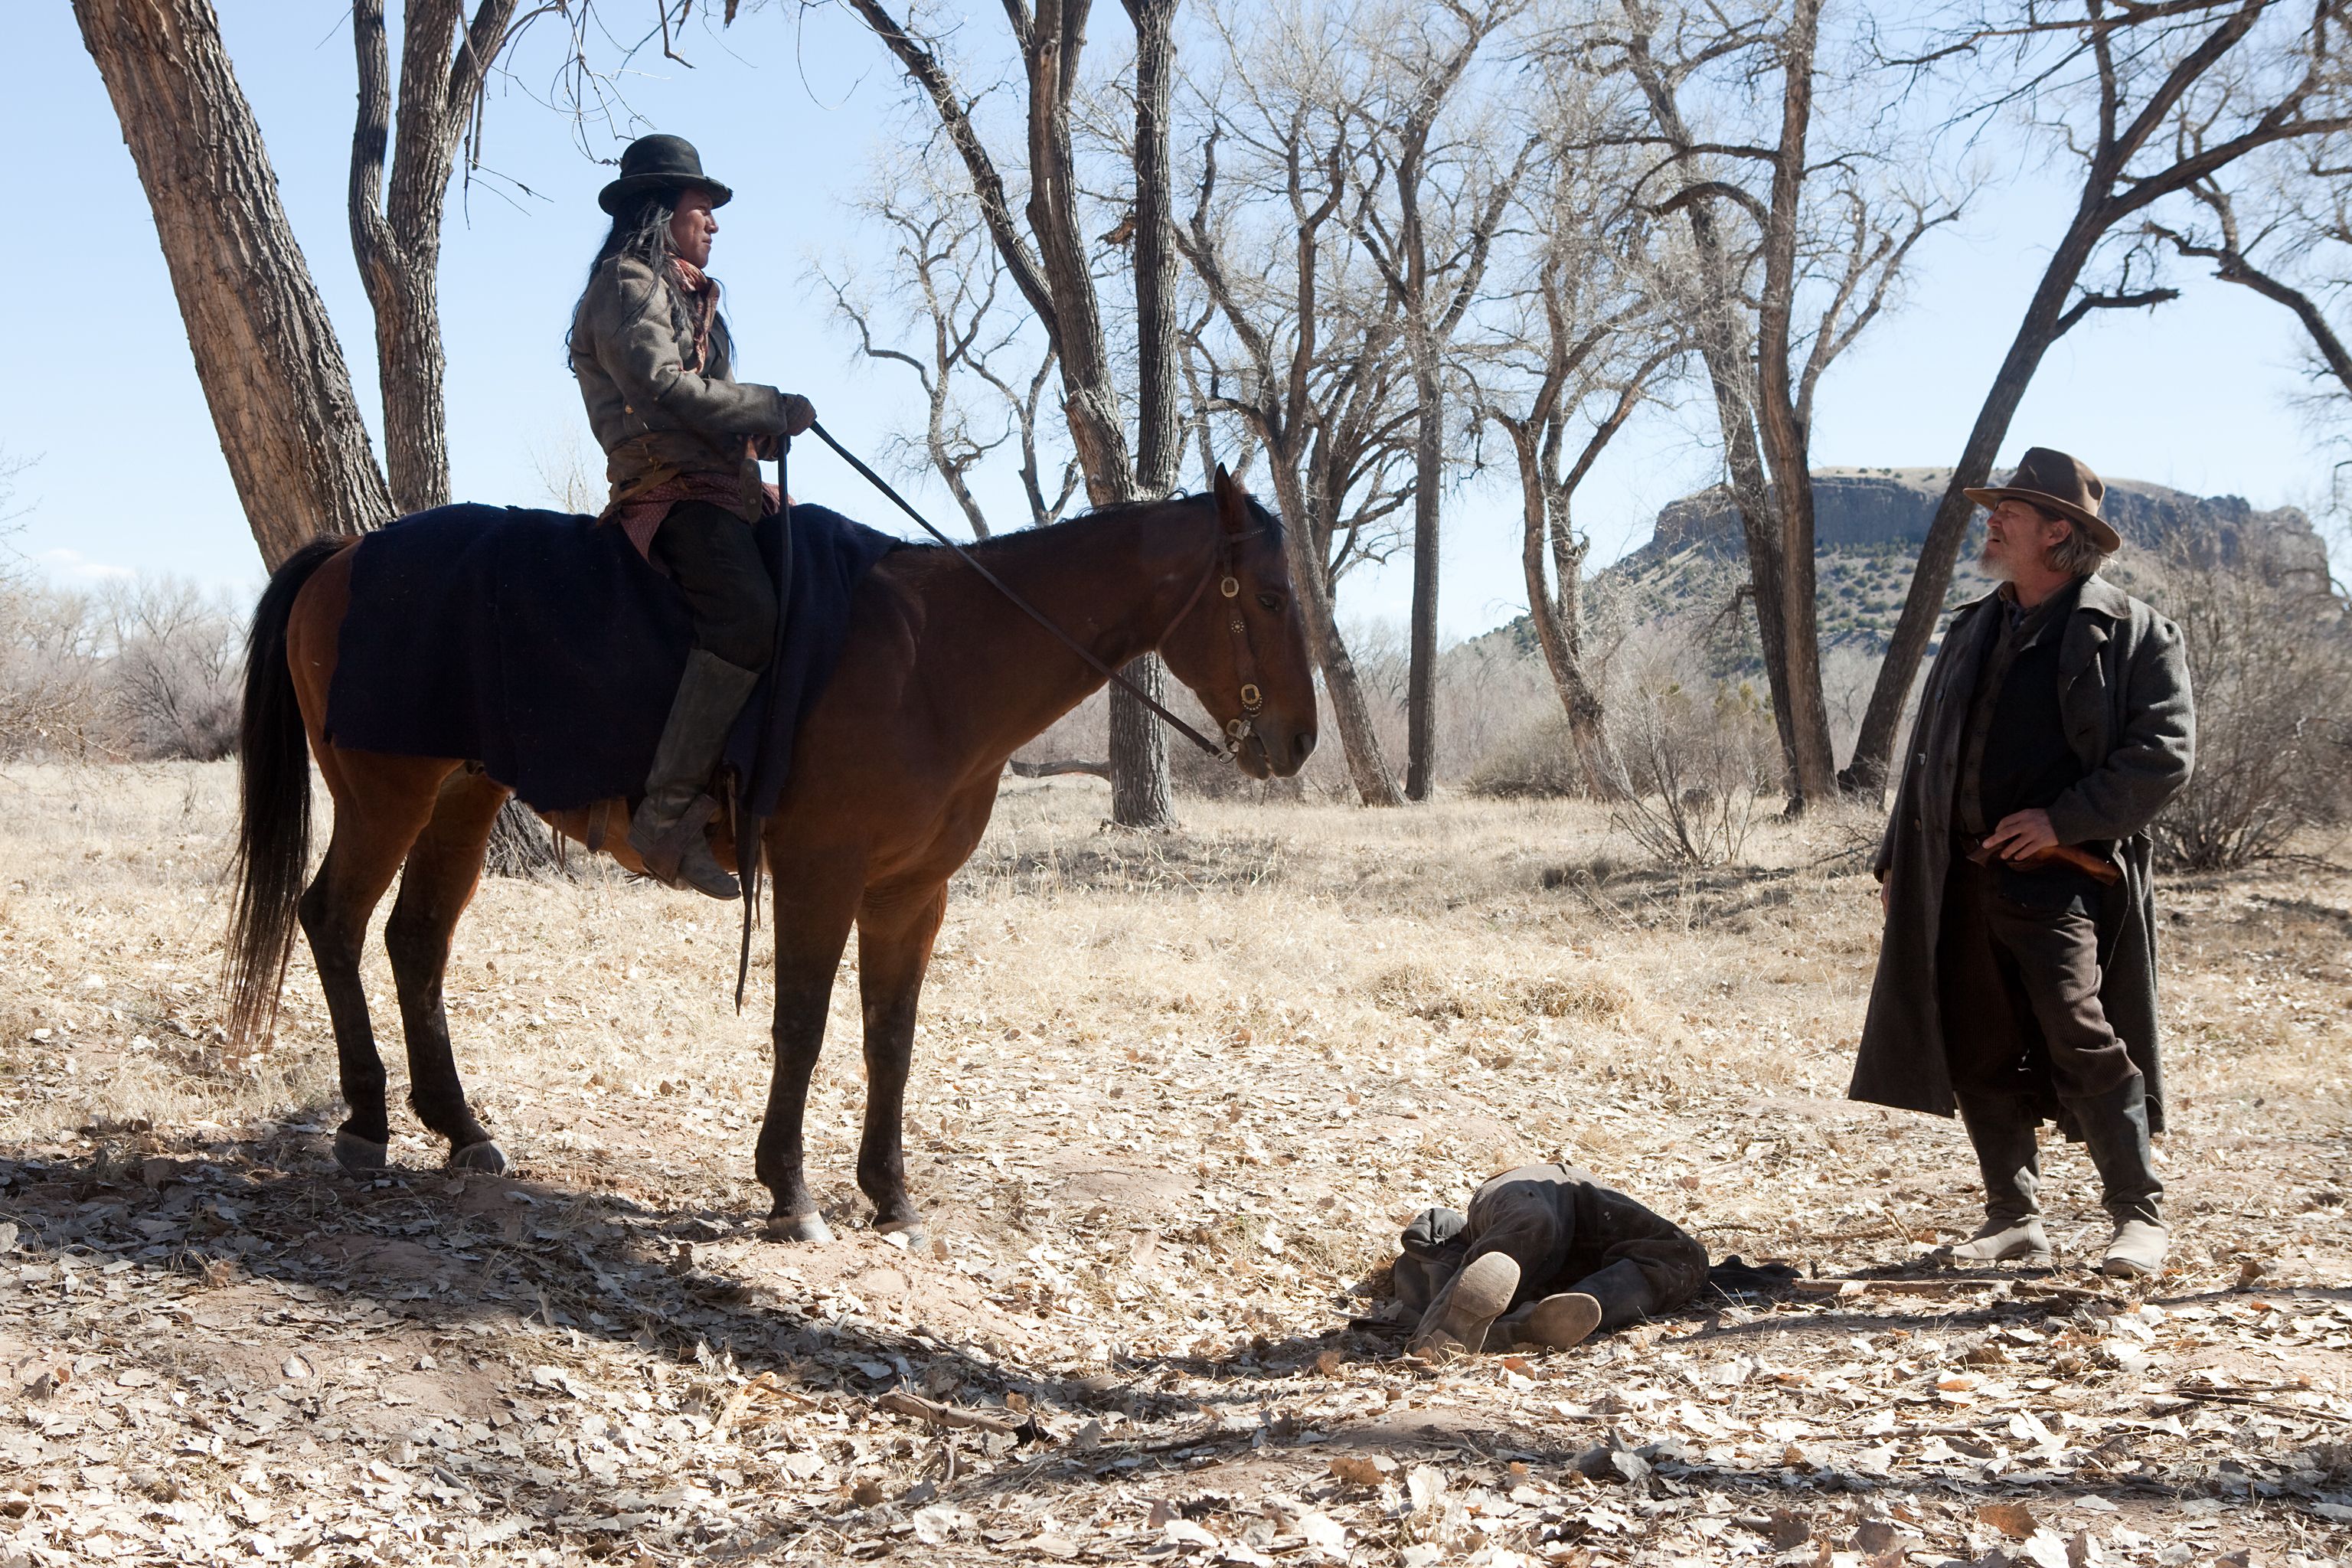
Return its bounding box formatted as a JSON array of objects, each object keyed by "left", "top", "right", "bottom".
[{"left": 913, "top": 489, "right": 1284, "bottom": 559}]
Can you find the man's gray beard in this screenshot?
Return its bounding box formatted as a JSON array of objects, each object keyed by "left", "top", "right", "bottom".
[{"left": 1980, "top": 545, "right": 2020, "bottom": 585}]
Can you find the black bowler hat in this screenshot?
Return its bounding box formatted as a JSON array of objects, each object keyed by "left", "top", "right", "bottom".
[{"left": 598, "top": 134, "right": 733, "bottom": 215}]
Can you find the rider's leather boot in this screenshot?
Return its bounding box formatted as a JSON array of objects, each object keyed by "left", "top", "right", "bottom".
[
  {"left": 629, "top": 649, "right": 759, "bottom": 900},
  {"left": 1942, "top": 1092, "right": 2052, "bottom": 1265}
]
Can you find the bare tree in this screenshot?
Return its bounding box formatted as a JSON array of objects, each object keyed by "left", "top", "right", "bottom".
[
  {"left": 1844, "top": 0, "right": 2352, "bottom": 793},
  {"left": 818, "top": 158, "right": 1080, "bottom": 538},
  {"left": 74, "top": 0, "right": 394, "bottom": 566},
  {"left": 348, "top": 0, "right": 529, "bottom": 514},
  {"left": 1471, "top": 80, "right": 1690, "bottom": 798},
  {"left": 2148, "top": 153, "right": 2352, "bottom": 409},
  {"left": 1584, "top": 0, "right": 1954, "bottom": 809},
  {"left": 843, "top": 0, "right": 1185, "bottom": 827},
  {"left": 1176, "top": 4, "right": 1415, "bottom": 805},
  {"left": 101, "top": 579, "right": 243, "bottom": 761},
  {"left": 1346, "top": 0, "right": 1530, "bottom": 799}
]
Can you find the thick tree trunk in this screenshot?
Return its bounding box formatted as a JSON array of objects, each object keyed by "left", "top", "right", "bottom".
[
  {"left": 1108, "top": 0, "right": 1181, "bottom": 827},
  {"left": 1840, "top": 217, "right": 2107, "bottom": 793},
  {"left": 1403, "top": 333, "right": 1443, "bottom": 802},
  {"left": 1268, "top": 461, "right": 1404, "bottom": 806},
  {"left": 350, "top": 0, "right": 517, "bottom": 515},
  {"left": 76, "top": 0, "right": 393, "bottom": 568},
  {"left": 1746, "top": 0, "right": 1838, "bottom": 808},
  {"left": 1511, "top": 436, "right": 1616, "bottom": 798},
  {"left": 1694, "top": 318, "right": 1804, "bottom": 801}
]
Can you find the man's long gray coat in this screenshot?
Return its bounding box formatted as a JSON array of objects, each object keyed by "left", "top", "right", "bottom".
[{"left": 1851, "top": 575, "right": 2195, "bottom": 1132}]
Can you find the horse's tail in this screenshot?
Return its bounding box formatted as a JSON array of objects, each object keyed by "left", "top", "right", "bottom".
[{"left": 224, "top": 537, "right": 345, "bottom": 1048}]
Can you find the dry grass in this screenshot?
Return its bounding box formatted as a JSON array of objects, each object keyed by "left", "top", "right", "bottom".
[
  {"left": 5, "top": 762, "right": 2352, "bottom": 1564},
  {"left": 5, "top": 763, "right": 2347, "bottom": 1275}
]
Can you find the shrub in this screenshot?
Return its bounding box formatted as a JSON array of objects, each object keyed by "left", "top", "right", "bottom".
[
  {"left": 1602, "top": 629, "right": 1782, "bottom": 867},
  {"left": 2141, "top": 541, "right": 2352, "bottom": 869}
]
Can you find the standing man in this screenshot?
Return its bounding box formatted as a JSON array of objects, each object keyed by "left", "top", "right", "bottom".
[{"left": 1853, "top": 449, "right": 2194, "bottom": 1279}]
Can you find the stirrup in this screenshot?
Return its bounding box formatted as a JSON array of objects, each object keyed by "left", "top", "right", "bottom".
[{"left": 630, "top": 792, "right": 730, "bottom": 893}]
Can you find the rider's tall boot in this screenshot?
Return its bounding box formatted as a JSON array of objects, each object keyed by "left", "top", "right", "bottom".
[{"left": 629, "top": 649, "right": 760, "bottom": 900}]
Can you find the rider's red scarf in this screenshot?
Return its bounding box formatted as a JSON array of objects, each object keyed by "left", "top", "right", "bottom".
[{"left": 673, "top": 257, "right": 718, "bottom": 373}]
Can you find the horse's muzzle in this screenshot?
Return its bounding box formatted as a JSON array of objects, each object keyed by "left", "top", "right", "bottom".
[{"left": 1249, "top": 726, "right": 1315, "bottom": 779}]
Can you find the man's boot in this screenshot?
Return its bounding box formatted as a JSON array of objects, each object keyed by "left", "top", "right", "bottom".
[
  {"left": 629, "top": 649, "right": 760, "bottom": 900},
  {"left": 2064, "top": 1074, "right": 2165, "bottom": 1279},
  {"left": 1943, "top": 1093, "right": 2051, "bottom": 1265},
  {"left": 1504, "top": 1258, "right": 1661, "bottom": 1353},
  {"left": 1406, "top": 1253, "right": 1520, "bottom": 1361}
]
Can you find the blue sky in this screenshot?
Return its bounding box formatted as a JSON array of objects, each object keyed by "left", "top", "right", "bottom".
[{"left": 6, "top": 3, "right": 2343, "bottom": 637}]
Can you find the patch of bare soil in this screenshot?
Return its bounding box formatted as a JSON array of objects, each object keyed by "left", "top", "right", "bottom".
[{"left": 2, "top": 764, "right": 2349, "bottom": 1566}]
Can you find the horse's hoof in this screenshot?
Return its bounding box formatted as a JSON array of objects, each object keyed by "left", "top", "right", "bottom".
[
  {"left": 875, "top": 1219, "right": 926, "bottom": 1253},
  {"left": 763, "top": 1211, "right": 835, "bottom": 1244},
  {"left": 333, "top": 1132, "right": 391, "bottom": 1172},
  {"left": 449, "top": 1141, "right": 507, "bottom": 1174}
]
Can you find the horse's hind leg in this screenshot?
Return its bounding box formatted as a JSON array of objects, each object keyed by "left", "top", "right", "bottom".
[
  {"left": 384, "top": 769, "right": 511, "bottom": 1172},
  {"left": 853, "top": 883, "right": 948, "bottom": 1244},
  {"left": 299, "top": 757, "right": 446, "bottom": 1171}
]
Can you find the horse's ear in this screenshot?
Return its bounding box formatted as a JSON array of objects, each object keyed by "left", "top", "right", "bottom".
[{"left": 1211, "top": 462, "right": 1248, "bottom": 534}]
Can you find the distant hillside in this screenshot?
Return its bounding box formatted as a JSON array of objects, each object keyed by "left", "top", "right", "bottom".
[{"left": 1480, "top": 468, "right": 2326, "bottom": 665}]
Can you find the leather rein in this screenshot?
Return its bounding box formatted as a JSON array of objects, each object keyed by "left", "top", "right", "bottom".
[
  {"left": 730, "top": 425, "right": 1268, "bottom": 1012},
  {"left": 806, "top": 421, "right": 1266, "bottom": 761}
]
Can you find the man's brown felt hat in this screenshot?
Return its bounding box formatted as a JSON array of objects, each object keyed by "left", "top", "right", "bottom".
[{"left": 1963, "top": 446, "right": 2121, "bottom": 553}]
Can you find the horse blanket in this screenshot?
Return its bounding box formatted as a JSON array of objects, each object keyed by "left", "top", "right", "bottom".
[{"left": 325, "top": 503, "right": 898, "bottom": 815}]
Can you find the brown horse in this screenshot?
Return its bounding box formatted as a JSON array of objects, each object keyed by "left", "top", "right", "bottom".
[{"left": 224, "top": 469, "right": 1315, "bottom": 1242}]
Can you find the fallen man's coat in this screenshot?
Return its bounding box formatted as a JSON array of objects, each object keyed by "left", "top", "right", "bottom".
[{"left": 1851, "top": 573, "right": 2194, "bottom": 1131}]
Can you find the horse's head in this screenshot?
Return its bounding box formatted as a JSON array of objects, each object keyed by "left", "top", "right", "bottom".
[{"left": 1160, "top": 466, "right": 1318, "bottom": 780}]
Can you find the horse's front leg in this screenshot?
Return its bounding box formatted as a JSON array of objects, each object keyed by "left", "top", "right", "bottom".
[
  {"left": 756, "top": 851, "right": 864, "bottom": 1242},
  {"left": 854, "top": 882, "right": 947, "bottom": 1243}
]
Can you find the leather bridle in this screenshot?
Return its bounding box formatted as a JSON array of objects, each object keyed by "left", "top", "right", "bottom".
[
  {"left": 811, "top": 421, "right": 1271, "bottom": 760},
  {"left": 1161, "top": 528, "right": 1269, "bottom": 760}
]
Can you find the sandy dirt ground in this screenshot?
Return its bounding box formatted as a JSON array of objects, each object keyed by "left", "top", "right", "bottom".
[{"left": 2, "top": 760, "right": 2348, "bottom": 1567}]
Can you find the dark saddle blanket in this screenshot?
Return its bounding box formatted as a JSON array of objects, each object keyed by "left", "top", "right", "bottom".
[{"left": 325, "top": 503, "right": 898, "bottom": 815}]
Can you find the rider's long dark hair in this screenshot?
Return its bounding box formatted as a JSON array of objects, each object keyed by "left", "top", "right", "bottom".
[{"left": 565, "top": 189, "right": 699, "bottom": 363}]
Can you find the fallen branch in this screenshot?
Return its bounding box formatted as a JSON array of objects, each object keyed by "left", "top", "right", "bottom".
[
  {"left": 1008, "top": 759, "right": 1112, "bottom": 781},
  {"left": 2171, "top": 1383, "right": 2352, "bottom": 1426},
  {"left": 1792, "top": 1278, "right": 2004, "bottom": 1297},
  {"left": 876, "top": 1388, "right": 1028, "bottom": 1435},
  {"left": 714, "top": 1371, "right": 818, "bottom": 1443}
]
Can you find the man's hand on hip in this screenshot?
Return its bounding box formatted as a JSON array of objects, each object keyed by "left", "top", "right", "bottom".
[{"left": 1984, "top": 808, "right": 2060, "bottom": 861}]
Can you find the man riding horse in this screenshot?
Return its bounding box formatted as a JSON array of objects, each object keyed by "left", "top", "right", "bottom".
[{"left": 570, "top": 133, "right": 816, "bottom": 900}]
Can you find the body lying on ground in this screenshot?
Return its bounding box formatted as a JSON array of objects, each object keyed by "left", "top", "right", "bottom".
[{"left": 1392, "top": 1163, "right": 1709, "bottom": 1360}]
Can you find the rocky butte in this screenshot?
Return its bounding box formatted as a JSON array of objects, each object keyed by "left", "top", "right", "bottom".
[{"left": 1606, "top": 466, "right": 2327, "bottom": 655}]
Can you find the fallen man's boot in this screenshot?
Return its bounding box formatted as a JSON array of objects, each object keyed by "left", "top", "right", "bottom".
[
  {"left": 629, "top": 648, "right": 761, "bottom": 900},
  {"left": 1491, "top": 1259, "right": 1662, "bottom": 1353},
  {"left": 1941, "top": 1092, "right": 2052, "bottom": 1266},
  {"left": 2062, "top": 1075, "right": 2167, "bottom": 1280},
  {"left": 1407, "top": 1253, "right": 1520, "bottom": 1361},
  {"left": 1515, "top": 1291, "right": 1603, "bottom": 1351},
  {"left": 1570, "top": 1258, "right": 1659, "bottom": 1333}
]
